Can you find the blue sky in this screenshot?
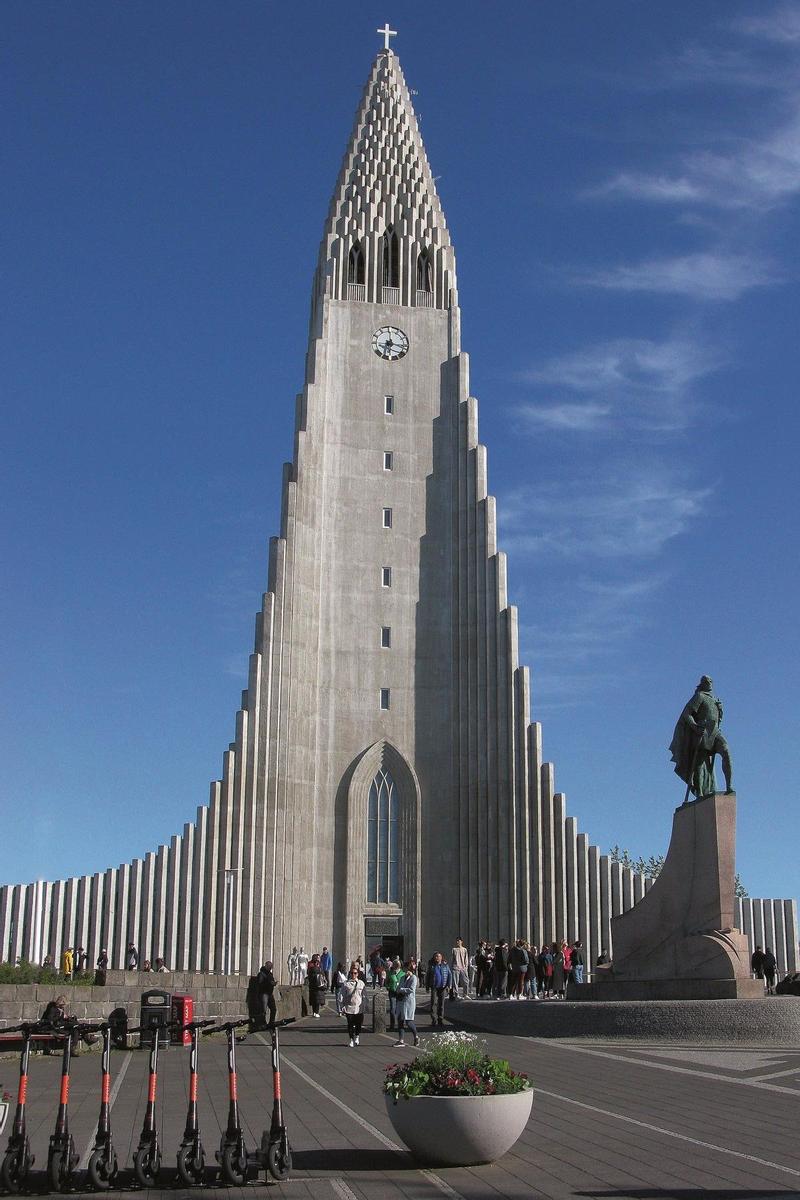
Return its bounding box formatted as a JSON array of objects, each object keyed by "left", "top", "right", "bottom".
[{"left": 2, "top": 2, "right": 798, "bottom": 906}]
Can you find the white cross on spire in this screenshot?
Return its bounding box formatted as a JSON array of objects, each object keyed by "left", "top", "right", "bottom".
[{"left": 377, "top": 22, "right": 397, "bottom": 52}]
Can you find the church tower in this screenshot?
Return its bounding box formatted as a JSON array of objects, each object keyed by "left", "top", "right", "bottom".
[
  {"left": 245, "top": 36, "right": 533, "bottom": 969},
  {"left": 4, "top": 33, "right": 794, "bottom": 982}
]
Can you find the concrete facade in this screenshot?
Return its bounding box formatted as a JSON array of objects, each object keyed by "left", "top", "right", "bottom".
[{"left": 2, "top": 46, "right": 797, "bottom": 982}]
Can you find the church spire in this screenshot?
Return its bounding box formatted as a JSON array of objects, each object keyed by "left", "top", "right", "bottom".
[{"left": 313, "top": 41, "right": 458, "bottom": 310}]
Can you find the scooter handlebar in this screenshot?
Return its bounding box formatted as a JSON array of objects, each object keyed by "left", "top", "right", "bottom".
[
  {"left": 201, "top": 1017, "right": 250, "bottom": 1036},
  {"left": 172, "top": 1017, "right": 218, "bottom": 1032}
]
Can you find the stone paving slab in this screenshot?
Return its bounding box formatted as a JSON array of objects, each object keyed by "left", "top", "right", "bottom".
[{"left": 1, "top": 1000, "right": 798, "bottom": 1199}]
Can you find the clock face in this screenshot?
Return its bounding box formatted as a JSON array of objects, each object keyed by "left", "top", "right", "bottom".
[{"left": 372, "top": 326, "right": 409, "bottom": 361}]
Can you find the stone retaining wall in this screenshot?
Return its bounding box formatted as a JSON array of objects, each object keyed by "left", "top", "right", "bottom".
[{"left": 0, "top": 973, "right": 307, "bottom": 1028}]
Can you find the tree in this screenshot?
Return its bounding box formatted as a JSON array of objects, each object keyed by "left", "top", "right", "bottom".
[{"left": 609, "top": 846, "right": 748, "bottom": 896}]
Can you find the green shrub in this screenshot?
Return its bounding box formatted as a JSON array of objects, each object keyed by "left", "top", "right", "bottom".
[{"left": 0, "top": 961, "right": 94, "bottom": 987}]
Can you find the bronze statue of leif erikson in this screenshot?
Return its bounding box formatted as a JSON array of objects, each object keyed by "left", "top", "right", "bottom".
[{"left": 669, "top": 675, "right": 733, "bottom": 803}]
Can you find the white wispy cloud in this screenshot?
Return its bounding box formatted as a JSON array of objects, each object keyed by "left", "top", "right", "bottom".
[
  {"left": 516, "top": 402, "right": 611, "bottom": 432},
  {"left": 589, "top": 110, "right": 800, "bottom": 212},
  {"left": 521, "top": 336, "right": 721, "bottom": 395},
  {"left": 515, "top": 336, "right": 724, "bottom": 434},
  {"left": 499, "top": 464, "right": 710, "bottom": 561},
  {"left": 578, "top": 251, "right": 776, "bottom": 301},
  {"left": 735, "top": 5, "right": 800, "bottom": 45}
]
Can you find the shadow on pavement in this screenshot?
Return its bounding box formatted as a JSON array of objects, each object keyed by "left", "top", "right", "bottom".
[
  {"left": 291, "top": 1147, "right": 415, "bottom": 1172},
  {"left": 577, "top": 1192, "right": 795, "bottom": 1199}
]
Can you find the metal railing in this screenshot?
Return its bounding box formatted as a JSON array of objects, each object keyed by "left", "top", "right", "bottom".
[
  {"left": 381, "top": 286, "right": 401, "bottom": 305},
  {"left": 347, "top": 283, "right": 366, "bottom": 301},
  {"left": 415, "top": 290, "right": 434, "bottom": 308}
]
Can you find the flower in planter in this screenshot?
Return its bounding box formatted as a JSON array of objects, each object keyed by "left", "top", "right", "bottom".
[{"left": 384, "top": 1031, "right": 529, "bottom": 1102}]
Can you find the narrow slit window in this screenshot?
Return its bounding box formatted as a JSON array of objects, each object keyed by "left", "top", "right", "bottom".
[
  {"left": 382, "top": 507, "right": 392, "bottom": 529},
  {"left": 381, "top": 626, "right": 391, "bottom": 648},
  {"left": 381, "top": 566, "right": 392, "bottom": 587},
  {"left": 380, "top": 688, "right": 391, "bottom": 710},
  {"left": 383, "top": 451, "right": 393, "bottom": 471},
  {"left": 384, "top": 395, "right": 394, "bottom": 415}
]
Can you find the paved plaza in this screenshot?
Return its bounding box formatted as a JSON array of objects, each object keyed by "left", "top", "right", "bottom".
[{"left": 4, "top": 1001, "right": 800, "bottom": 1200}]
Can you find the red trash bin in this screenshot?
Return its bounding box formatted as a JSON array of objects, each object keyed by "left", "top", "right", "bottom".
[{"left": 171, "top": 994, "right": 193, "bottom": 1045}]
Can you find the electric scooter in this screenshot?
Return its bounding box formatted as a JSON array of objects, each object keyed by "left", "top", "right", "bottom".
[
  {"left": 129, "top": 1021, "right": 164, "bottom": 1187},
  {"left": 85, "top": 1022, "right": 119, "bottom": 1190},
  {"left": 46, "top": 1018, "right": 81, "bottom": 1192},
  {"left": 203, "top": 1019, "right": 251, "bottom": 1186},
  {"left": 257, "top": 1018, "right": 295, "bottom": 1182},
  {"left": 175, "top": 1018, "right": 216, "bottom": 1186},
  {"left": 0, "top": 1023, "right": 36, "bottom": 1193}
]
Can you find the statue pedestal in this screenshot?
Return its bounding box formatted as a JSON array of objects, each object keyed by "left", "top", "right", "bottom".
[{"left": 574, "top": 792, "right": 763, "bottom": 1002}]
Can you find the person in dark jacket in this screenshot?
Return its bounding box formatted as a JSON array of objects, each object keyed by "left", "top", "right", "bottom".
[
  {"left": 508, "top": 940, "right": 529, "bottom": 998},
  {"left": 307, "top": 954, "right": 326, "bottom": 1017},
  {"left": 751, "top": 945, "right": 766, "bottom": 979},
  {"left": 94, "top": 949, "right": 109, "bottom": 986},
  {"left": 427, "top": 952, "right": 452, "bottom": 1026},
  {"left": 763, "top": 947, "right": 777, "bottom": 995},
  {"left": 492, "top": 940, "right": 509, "bottom": 997},
  {"left": 256, "top": 960, "right": 277, "bottom": 1026},
  {"left": 571, "top": 940, "right": 586, "bottom": 986}
]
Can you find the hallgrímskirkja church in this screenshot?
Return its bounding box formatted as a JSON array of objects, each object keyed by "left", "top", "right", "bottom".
[{"left": 2, "top": 32, "right": 795, "bottom": 978}]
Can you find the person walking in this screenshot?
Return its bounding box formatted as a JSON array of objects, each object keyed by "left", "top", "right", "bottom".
[
  {"left": 751, "top": 945, "right": 766, "bottom": 980},
  {"left": 393, "top": 960, "right": 421, "bottom": 1047},
  {"left": 387, "top": 958, "right": 404, "bottom": 1033},
  {"left": 451, "top": 938, "right": 469, "bottom": 999},
  {"left": 307, "top": 954, "right": 326, "bottom": 1017},
  {"left": 255, "top": 960, "right": 278, "bottom": 1026},
  {"left": 427, "top": 952, "right": 452, "bottom": 1026},
  {"left": 61, "top": 946, "right": 74, "bottom": 982},
  {"left": 126, "top": 942, "right": 139, "bottom": 970},
  {"left": 339, "top": 962, "right": 366, "bottom": 1047},
  {"left": 763, "top": 947, "right": 777, "bottom": 995},
  {"left": 333, "top": 962, "right": 347, "bottom": 1015},
  {"left": 320, "top": 946, "right": 333, "bottom": 987}
]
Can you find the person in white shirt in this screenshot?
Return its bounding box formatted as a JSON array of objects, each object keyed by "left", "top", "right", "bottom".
[
  {"left": 451, "top": 937, "right": 469, "bottom": 998},
  {"left": 338, "top": 962, "right": 366, "bottom": 1047}
]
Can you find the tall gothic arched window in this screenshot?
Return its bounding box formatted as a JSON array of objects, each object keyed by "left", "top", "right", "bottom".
[
  {"left": 367, "top": 768, "right": 399, "bottom": 904},
  {"left": 348, "top": 241, "right": 364, "bottom": 285},
  {"left": 416, "top": 247, "right": 433, "bottom": 292},
  {"left": 381, "top": 228, "right": 400, "bottom": 289}
]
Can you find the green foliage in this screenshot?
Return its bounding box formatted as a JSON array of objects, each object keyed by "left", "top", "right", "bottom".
[
  {"left": 609, "top": 847, "right": 749, "bottom": 896},
  {"left": 0, "top": 960, "right": 94, "bottom": 987},
  {"left": 384, "top": 1031, "right": 529, "bottom": 1101}
]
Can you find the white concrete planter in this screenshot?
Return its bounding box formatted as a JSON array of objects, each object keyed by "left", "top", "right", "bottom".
[{"left": 384, "top": 1089, "right": 533, "bottom": 1165}]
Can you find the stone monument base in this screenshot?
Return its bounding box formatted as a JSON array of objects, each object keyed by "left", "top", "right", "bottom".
[{"left": 571, "top": 977, "right": 765, "bottom": 1002}]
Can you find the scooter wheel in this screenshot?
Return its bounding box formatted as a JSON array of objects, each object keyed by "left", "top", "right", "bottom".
[
  {"left": 176, "top": 1145, "right": 205, "bottom": 1187},
  {"left": 49, "top": 1149, "right": 68, "bottom": 1193},
  {"left": 266, "top": 1139, "right": 292, "bottom": 1182},
  {"left": 220, "top": 1144, "right": 248, "bottom": 1187},
  {"left": 133, "top": 1146, "right": 161, "bottom": 1188},
  {"left": 1, "top": 1150, "right": 26, "bottom": 1194},
  {"left": 87, "top": 1149, "right": 118, "bottom": 1190}
]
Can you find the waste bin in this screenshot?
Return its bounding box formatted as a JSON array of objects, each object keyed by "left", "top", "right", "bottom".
[
  {"left": 139, "top": 988, "right": 171, "bottom": 1047},
  {"left": 170, "top": 994, "right": 193, "bottom": 1046}
]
